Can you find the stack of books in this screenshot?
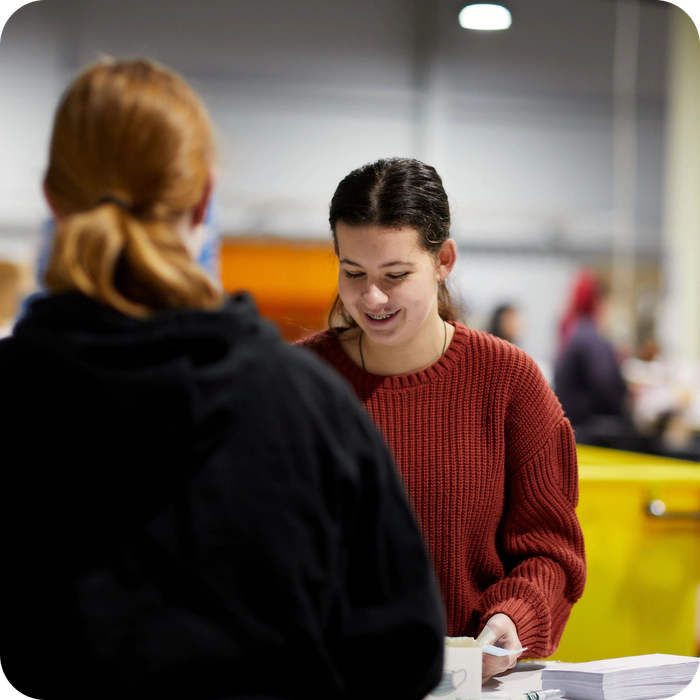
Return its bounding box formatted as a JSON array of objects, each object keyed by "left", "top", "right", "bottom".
[{"left": 541, "top": 653, "right": 699, "bottom": 700}]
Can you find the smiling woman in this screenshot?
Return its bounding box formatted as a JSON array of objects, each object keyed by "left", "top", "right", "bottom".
[
  {"left": 335, "top": 222, "right": 456, "bottom": 375},
  {"left": 297, "top": 157, "right": 587, "bottom": 685},
  {"left": 326, "top": 158, "right": 460, "bottom": 376}
]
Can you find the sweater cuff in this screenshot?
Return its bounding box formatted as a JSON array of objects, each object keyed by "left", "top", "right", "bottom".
[{"left": 477, "top": 579, "right": 552, "bottom": 658}]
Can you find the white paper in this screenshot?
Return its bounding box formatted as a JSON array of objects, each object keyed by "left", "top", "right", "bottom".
[
  {"left": 481, "top": 645, "right": 527, "bottom": 657},
  {"left": 541, "top": 653, "right": 700, "bottom": 700}
]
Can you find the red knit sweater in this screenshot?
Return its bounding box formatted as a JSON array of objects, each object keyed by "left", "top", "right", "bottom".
[{"left": 298, "top": 323, "right": 586, "bottom": 657}]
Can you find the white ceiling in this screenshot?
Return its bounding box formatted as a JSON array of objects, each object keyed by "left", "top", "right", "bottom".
[{"left": 56, "top": 0, "right": 668, "bottom": 99}]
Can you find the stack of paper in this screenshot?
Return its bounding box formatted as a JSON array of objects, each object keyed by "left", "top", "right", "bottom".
[{"left": 541, "top": 653, "right": 699, "bottom": 700}]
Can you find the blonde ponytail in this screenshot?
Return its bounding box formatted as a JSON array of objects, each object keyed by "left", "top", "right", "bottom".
[
  {"left": 43, "top": 59, "right": 224, "bottom": 316},
  {"left": 46, "top": 201, "right": 221, "bottom": 317}
]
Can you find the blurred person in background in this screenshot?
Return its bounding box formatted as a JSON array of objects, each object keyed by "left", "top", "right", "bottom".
[
  {"left": 0, "top": 59, "right": 445, "bottom": 700},
  {"left": 298, "top": 157, "right": 586, "bottom": 684},
  {"left": 622, "top": 326, "right": 700, "bottom": 461},
  {"left": 554, "top": 268, "right": 631, "bottom": 447},
  {"left": 487, "top": 303, "right": 521, "bottom": 345}
]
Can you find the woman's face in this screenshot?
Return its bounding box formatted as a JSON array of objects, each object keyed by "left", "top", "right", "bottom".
[{"left": 336, "top": 222, "right": 450, "bottom": 348}]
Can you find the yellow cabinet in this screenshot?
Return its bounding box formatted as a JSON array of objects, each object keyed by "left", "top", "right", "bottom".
[{"left": 552, "top": 446, "right": 700, "bottom": 661}]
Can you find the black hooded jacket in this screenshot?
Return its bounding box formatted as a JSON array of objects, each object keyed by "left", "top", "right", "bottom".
[{"left": 0, "top": 292, "right": 444, "bottom": 700}]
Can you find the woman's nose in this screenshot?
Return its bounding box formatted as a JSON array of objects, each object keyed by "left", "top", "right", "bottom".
[{"left": 362, "top": 283, "right": 389, "bottom": 307}]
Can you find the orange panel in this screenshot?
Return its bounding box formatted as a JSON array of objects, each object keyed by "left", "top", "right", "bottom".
[{"left": 220, "top": 237, "right": 339, "bottom": 341}]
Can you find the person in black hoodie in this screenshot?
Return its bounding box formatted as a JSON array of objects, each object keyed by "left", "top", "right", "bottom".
[{"left": 0, "top": 58, "right": 444, "bottom": 700}]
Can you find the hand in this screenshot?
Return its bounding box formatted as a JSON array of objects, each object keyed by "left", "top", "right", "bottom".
[{"left": 480, "top": 613, "right": 523, "bottom": 684}]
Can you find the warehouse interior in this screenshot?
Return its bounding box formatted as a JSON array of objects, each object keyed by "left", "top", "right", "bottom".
[{"left": 0, "top": 0, "right": 699, "bottom": 667}]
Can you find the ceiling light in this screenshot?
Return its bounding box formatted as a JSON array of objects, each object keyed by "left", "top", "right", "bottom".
[{"left": 458, "top": 4, "right": 512, "bottom": 31}]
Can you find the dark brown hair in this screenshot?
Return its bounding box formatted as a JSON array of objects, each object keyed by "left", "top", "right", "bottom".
[{"left": 328, "top": 157, "right": 462, "bottom": 327}]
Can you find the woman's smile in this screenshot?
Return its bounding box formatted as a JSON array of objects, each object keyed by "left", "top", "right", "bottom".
[{"left": 364, "top": 310, "right": 400, "bottom": 325}]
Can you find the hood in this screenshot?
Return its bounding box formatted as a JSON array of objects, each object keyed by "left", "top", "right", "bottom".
[
  {"left": 14, "top": 293, "right": 279, "bottom": 492},
  {"left": 14, "top": 290, "right": 276, "bottom": 424},
  {"left": 8, "top": 291, "right": 279, "bottom": 555}
]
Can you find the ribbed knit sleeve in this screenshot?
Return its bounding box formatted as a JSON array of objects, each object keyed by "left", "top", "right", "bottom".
[{"left": 475, "top": 353, "right": 586, "bottom": 658}]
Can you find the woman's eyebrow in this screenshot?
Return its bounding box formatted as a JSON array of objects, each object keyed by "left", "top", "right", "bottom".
[
  {"left": 378, "top": 261, "right": 416, "bottom": 269},
  {"left": 338, "top": 258, "right": 416, "bottom": 268}
]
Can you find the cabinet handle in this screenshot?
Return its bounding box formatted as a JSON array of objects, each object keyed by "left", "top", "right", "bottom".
[{"left": 646, "top": 499, "right": 700, "bottom": 520}]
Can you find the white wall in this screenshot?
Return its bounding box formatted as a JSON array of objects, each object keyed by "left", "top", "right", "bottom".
[
  {"left": 0, "top": 0, "right": 668, "bottom": 241},
  {"left": 452, "top": 251, "right": 579, "bottom": 372},
  {"left": 0, "top": 0, "right": 670, "bottom": 357},
  {"left": 0, "top": 0, "right": 64, "bottom": 256}
]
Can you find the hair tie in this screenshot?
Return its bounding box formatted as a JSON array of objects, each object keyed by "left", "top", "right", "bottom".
[{"left": 97, "top": 195, "right": 132, "bottom": 212}]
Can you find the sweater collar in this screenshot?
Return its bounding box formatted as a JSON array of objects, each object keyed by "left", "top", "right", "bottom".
[{"left": 320, "top": 321, "right": 470, "bottom": 391}]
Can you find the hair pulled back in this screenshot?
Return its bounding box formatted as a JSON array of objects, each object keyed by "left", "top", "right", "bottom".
[
  {"left": 328, "top": 157, "right": 461, "bottom": 327},
  {"left": 43, "top": 58, "right": 222, "bottom": 316}
]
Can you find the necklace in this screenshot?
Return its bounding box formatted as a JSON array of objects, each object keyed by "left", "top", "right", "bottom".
[{"left": 359, "top": 318, "right": 448, "bottom": 371}]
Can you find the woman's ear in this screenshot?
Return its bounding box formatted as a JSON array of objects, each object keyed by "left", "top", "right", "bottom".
[{"left": 437, "top": 239, "right": 457, "bottom": 281}]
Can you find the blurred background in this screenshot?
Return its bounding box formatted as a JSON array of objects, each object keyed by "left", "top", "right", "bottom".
[
  {"left": 1, "top": 0, "right": 699, "bottom": 663},
  {"left": 0, "top": 0, "right": 677, "bottom": 350}
]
